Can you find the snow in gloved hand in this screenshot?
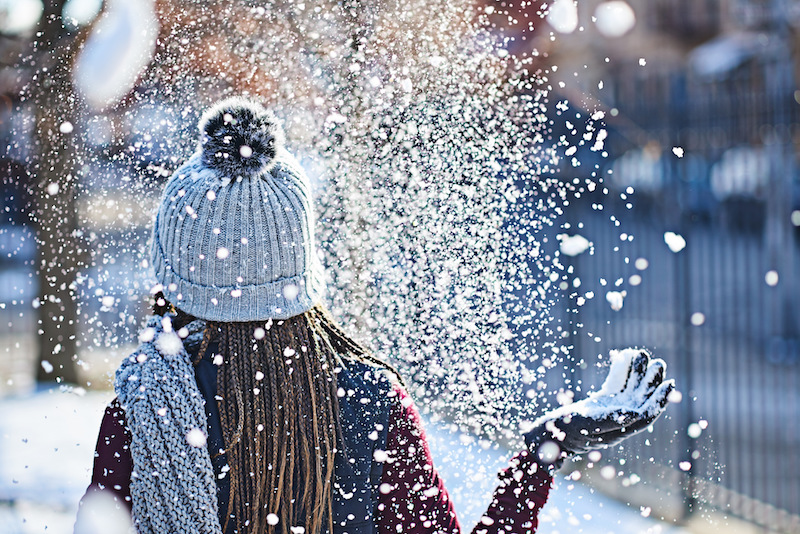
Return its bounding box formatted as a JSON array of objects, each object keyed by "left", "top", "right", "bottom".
[{"left": 524, "top": 348, "right": 676, "bottom": 465}]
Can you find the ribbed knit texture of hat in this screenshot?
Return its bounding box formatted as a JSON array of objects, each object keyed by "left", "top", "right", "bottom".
[{"left": 151, "top": 97, "right": 324, "bottom": 321}]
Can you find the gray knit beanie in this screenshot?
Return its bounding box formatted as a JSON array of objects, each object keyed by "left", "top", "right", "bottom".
[{"left": 151, "top": 97, "right": 324, "bottom": 321}]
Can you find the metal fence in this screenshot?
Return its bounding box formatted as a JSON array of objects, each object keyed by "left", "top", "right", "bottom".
[{"left": 558, "top": 55, "right": 800, "bottom": 532}]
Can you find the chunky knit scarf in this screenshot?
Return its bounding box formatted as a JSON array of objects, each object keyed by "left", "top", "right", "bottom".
[{"left": 115, "top": 315, "right": 223, "bottom": 534}]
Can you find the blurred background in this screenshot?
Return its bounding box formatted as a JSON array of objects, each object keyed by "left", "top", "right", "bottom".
[{"left": 1, "top": 1, "right": 799, "bottom": 533}]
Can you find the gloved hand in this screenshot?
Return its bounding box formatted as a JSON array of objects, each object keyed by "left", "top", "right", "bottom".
[{"left": 524, "top": 348, "right": 675, "bottom": 467}]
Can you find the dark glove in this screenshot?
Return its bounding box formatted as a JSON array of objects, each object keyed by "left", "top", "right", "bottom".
[{"left": 524, "top": 349, "right": 675, "bottom": 468}]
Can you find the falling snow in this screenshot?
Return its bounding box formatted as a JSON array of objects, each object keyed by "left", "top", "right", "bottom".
[
  {"left": 0, "top": 0, "right": 741, "bottom": 532},
  {"left": 663, "top": 232, "right": 686, "bottom": 253}
]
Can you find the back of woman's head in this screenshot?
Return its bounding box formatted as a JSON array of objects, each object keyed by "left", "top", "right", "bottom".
[
  {"left": 148, "top": 98, "right": 401, "bottom": 533},
  {"left": 148, "top": 98, "right": 330, "bottom": 533}
]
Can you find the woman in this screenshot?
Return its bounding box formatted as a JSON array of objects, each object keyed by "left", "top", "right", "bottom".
[{"left": 76, "top": 98, "right": 674, "bottom": 534}]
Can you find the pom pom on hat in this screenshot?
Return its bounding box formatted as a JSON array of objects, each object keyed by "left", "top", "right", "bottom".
[{"left": 199, "top": 97, "right": 284, "bottom": 177}]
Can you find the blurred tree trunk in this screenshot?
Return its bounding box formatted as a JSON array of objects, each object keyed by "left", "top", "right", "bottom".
[{"left": 30, "top": 1, "right": 82, "bottom": 384}]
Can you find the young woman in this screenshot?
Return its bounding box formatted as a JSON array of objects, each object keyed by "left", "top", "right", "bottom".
[{"left": 76, "top": 98, "right": 674, "bottom": 534}]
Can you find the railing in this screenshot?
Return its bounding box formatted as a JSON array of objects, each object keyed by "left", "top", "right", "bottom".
[{"left": 557, "top": 53, "right": 800, "bottom": 533}]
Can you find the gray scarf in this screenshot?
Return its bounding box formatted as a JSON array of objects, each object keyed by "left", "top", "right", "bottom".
[{"left": 115, "top": 315, "right": 223, "bottom": 534}]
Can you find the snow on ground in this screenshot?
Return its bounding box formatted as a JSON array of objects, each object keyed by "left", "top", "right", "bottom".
[
  {"left": 425, "top": 421, "right": 689, "bottom": 534},
  {"left": 0, "top": 388, "right": 112, "bottom": 533},
  {"left": 0, "top": 388, "right": 688, "bottom": 533}
]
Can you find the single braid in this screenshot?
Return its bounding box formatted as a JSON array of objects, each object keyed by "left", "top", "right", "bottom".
[{"left": 264, "top": 334, "right": 281, "bottom": 521}]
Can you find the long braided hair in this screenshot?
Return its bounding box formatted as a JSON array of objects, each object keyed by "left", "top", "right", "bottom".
[{"left": 154, "top": 294, "right": 400, "bottom": 534}]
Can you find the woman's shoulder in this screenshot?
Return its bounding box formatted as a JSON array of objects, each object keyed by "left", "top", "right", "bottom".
[
  {"left": 336, "top": 354, "right": 403, "bottom": 392},
  {"left": 334, "top": 356, "right": 411, "bottom": 421}
]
